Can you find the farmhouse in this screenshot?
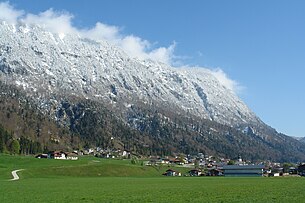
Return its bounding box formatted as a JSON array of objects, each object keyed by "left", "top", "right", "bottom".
[
  {"left": 173, "top": 158, "right": 185, "bottom": 165},
  {"left": 162, "top": 169, "right": 181, "bottom": 176},
  {"left": 207, "top": 168, "right": 223, "bottom": 176},
  {"left": 223, "top": 165, "right": 265, "bottom": 176},
  {"left": 189, "top": 169, "right": 202, "bottom": 176},
  {"left": 48, "top": 151, "right": 67, "bottom": 159},
  {"left": 270, "top": 165, "right": 283, "bottom": 176},
  {"left": 47, "top": 151, "right": 79, "bottom": 160},
  {"left": 66, "top": 152, "right": 79, "bottom": 160}
]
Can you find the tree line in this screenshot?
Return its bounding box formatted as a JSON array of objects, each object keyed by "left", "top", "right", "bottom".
[{"left": 0, "top": 124, "right": 42, "bottom": 155}]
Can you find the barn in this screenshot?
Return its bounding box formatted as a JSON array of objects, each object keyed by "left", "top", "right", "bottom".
[{"left": 223, "top": 165, "right": 265, "bottom": 176}]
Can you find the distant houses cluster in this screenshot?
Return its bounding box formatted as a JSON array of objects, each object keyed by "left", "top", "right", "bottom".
[
  {"left": 35, "top": 148, "right": 131, "bottom": 160},
  {"left": 156, "top": 154, "right": 305, "bottom": 177},
  {"left": 156, "top": 154, "right": 264, "bottom": 177},
  {"left": 35, "top": 151, "right": 78, "bottom": 160},
  {"left": 162, "top": 165, "right": 265, "bottom": 177},
  {"left": 161, "top": 168, "right": 221, "bottom": 177},
  {"left": 161, "top": 163, "right": 305, "bottom": 177},
  {"left": 35, "top": 149, "right": 305, "bottom": 178}
]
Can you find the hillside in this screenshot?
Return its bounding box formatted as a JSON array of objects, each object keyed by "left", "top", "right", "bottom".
[{"left": 0, "top": 154, "right": 174, "bottom": 179}]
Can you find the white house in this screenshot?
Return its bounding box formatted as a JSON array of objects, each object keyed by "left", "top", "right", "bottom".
[
  {"left": 66, "top": 152, "right": 79, "bottom": 160},
  {"left": 48, "top": 151, "right": 66, "bottom": 160}
]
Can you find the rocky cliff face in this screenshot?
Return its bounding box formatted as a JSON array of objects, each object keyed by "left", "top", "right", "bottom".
[{"left": 1, "top": 21, "right": 305, "bottom": 162}]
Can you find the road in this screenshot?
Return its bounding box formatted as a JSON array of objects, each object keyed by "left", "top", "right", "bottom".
[{"left": 10, "top": 169, "right": 24, "bottom": 181}]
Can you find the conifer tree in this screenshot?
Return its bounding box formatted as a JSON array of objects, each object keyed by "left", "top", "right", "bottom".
[{"left": 10, "top": 139, "right": 20, "bottom": 155}]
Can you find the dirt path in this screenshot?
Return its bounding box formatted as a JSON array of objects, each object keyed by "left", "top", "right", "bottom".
[{"left": 10, "top": 169, "right": 24, "bottom": 181}]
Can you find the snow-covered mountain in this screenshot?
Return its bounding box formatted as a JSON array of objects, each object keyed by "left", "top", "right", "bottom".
[
  {"left": 2, "top": 21, "right": 305, "bottom": 161},
  {"left": 0, "top": 21, "right": 260, "bottom": 127}
]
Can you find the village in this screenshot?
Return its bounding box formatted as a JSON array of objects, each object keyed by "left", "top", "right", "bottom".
[{"left": 35, "top": 148, "right": 305, "bottom": 178}]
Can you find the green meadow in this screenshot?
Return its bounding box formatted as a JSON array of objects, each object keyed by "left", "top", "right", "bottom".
[{"left": 0, "top": 154, "right": 304, "bottom": 202}]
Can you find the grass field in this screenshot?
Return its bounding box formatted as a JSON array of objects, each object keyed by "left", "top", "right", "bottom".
[{"left": 1, "top": 154, "right": 304, "bottom": 202}]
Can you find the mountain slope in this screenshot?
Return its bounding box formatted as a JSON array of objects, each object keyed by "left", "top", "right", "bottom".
[
  {"left": 1, "top": 21, "right": 305, "bottom": 161},
  {"left": 0, "top": 21, "right": 259, "bottom": 127}
]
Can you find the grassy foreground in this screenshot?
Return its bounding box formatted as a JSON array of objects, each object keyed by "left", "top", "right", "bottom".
[{"left": 0, "top": 155, "right": 304, "bottom": 202}]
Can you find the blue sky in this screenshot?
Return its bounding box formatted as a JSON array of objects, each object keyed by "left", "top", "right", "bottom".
[{"left": 1, "top": 0, "right": 305, "bottom": 137}]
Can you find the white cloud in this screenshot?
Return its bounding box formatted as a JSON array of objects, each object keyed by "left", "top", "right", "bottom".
[
  {"left": 119, "top": 36, "right": 176, "bottom": 64},
  {"left": 22, "top": 9, "right": 77, "bottom": 35},
  {"left": 210, "top": 68, "right": 244, "bottom": 94},
  {"left": 147, "top": 42, "right": 176, "bottom": 65},
  {"left": 81, "top": 24, "right": 176, "bottom": 64},
  {"left": 80, "top": 22, "right": 121, "bottom": 43},
  {"left": 0, "top": 2, "right": 24, "bottom": 24},
  {"left": 120, "top": 35, "right": 150, "bottom": 60}
]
